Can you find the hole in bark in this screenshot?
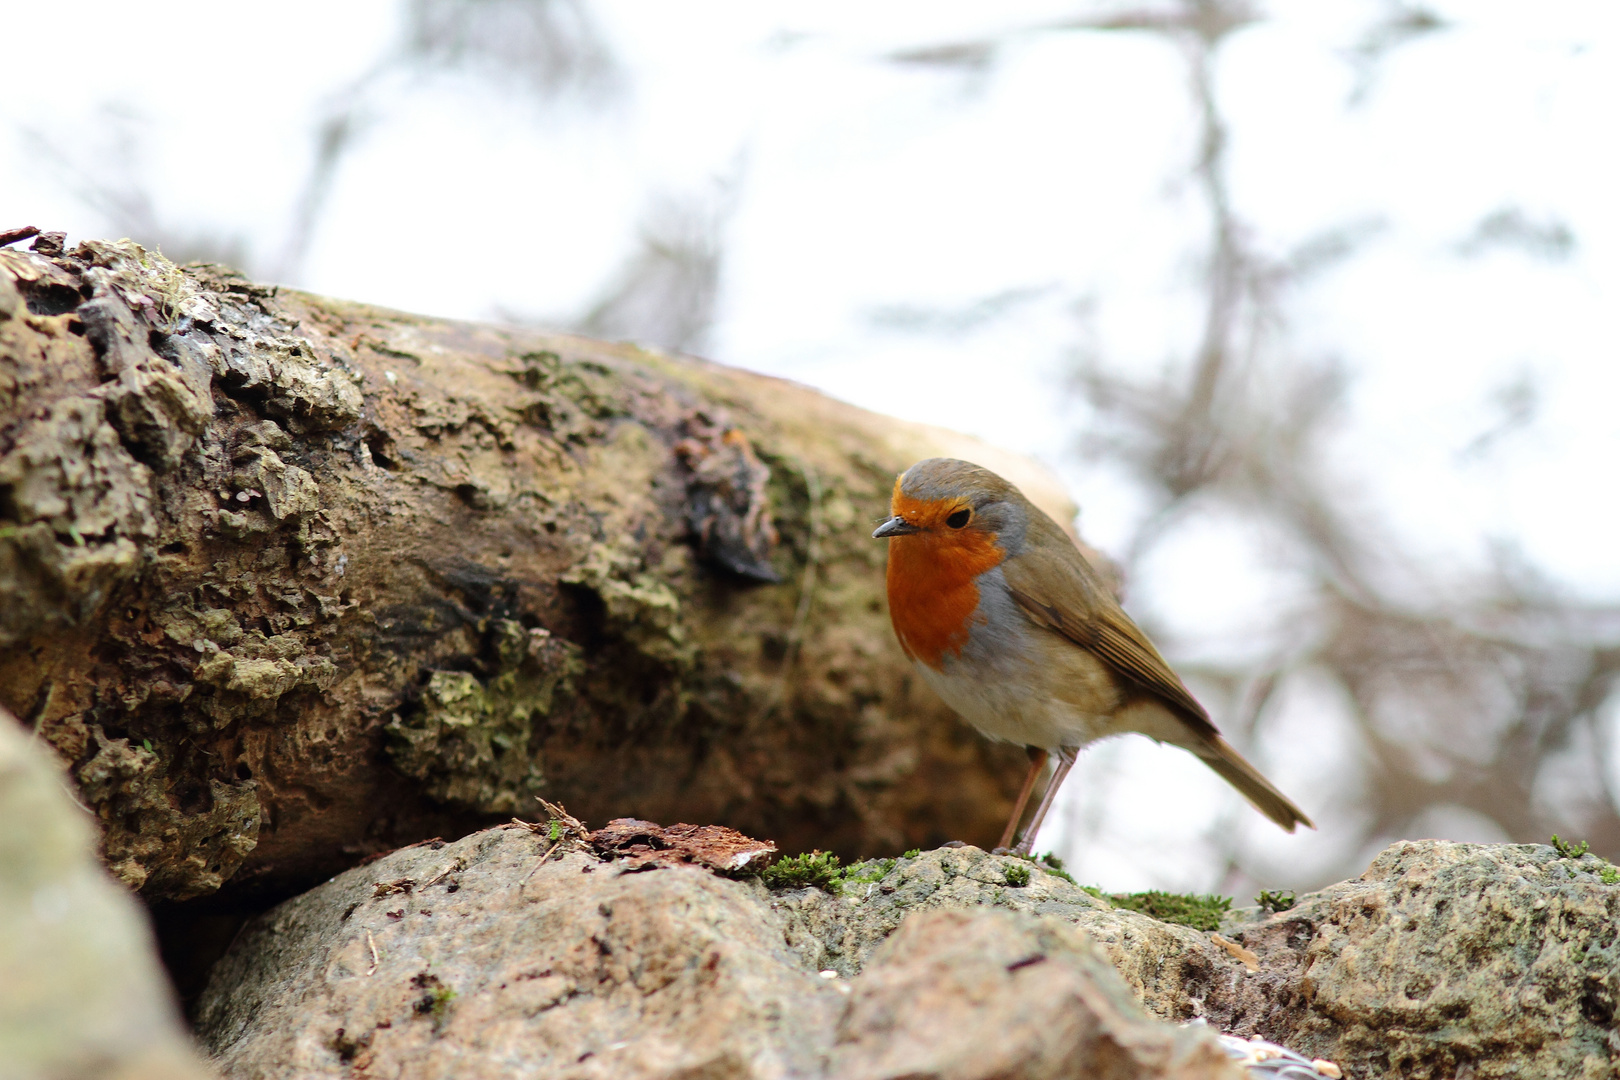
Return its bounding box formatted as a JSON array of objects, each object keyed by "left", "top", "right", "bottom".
[
  {"left": 759, "top": 632, "right": 789, "bottom": 663},
  {"left": 160, "top": 541, "right": 187, "bottom": 555},
  {"left": 453, "top": 483, "right": 488, "bottom": 509},
  {"left": 364, "top": 430, "right": 399, "bottom": 471},
  {"left": 23, "top": 283, "right": 82, "bottom": 317},
  {"left": 234, "top": 762, "right": 253, "bottom": 781},
  {"left": 175, "top": 781, "right": 213, "bottom": 815}
]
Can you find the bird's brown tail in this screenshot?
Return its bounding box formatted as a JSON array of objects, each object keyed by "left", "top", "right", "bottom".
[{"left": 1194, "top": 735, "right": 1315, "bottom": 832}]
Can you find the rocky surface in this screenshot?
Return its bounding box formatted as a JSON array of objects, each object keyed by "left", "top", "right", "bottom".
[
  {"left": 829, "top": 909, "right": 1238, "bottom": 1080},
  {"left": 784, "top": 837, "right": 1620, "bottom": 1079},
  {"left": 1210, "top": 840, "right": 1620, "bottom": 1079},
  {"left": 196, "top": 823, "right": 1241, "bottom": 1079},
  {"left": 0, "top": 705, "right": 215, "bottom": 1080},
  {"left": 197, "top": 824, "right": 1620, "bottom": 1080}
]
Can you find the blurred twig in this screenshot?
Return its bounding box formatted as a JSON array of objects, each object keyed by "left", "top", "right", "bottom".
[
  {"left": 574, "top": 180, "right": 735, "bottom": 354},
  {"left": 882, "top": 0, "right": 1620, "bottom": 880},
  {"left": 1059, "top": 0, "right": 1620, "bottom": 876},
  {"left": 273, "top": 0, "right": 624, "bottom": 283},
  {"left": 21, "top": 106, "right": 252, "bottom": 270}
]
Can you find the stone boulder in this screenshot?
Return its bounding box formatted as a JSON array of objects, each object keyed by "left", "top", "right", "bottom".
[
  {"left": 195, "top": 824, "right": 1239, "bottom": 1079},
  {"left": 1207, "top": 840, "right": 1620, "bottom": 1079},
  {"left": 197, "top": 823, "right": 1620, "bottom": 1080},
  {"left": 776, "top": 839, "right": 1620, "bottom": 1079},
  {"left": 830, "top": 909, "right": 1235, "bottom": 1080},
  {"left": 0, "top": 706, "right": 215, "bottom": 1080}
]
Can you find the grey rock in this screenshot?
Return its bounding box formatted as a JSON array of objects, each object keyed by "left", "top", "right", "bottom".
[
  {"left": 830, "top": 908, "right": 1240, "bottom": 1080},
  {"left": 0, "top": 706, "right": 215, "bottom": 1080},
  {"left": 198, "top": 826, "right": 846, "bottom": 1079},
  {"left": 1204, "top": 840, "right": 1620, "bottom": 1080},
  {"left": 196, "top": 826, "right": 1620, "bottom": 1080},
  {"left": 197, "top": 827, "right": 1238, "bottom": 1080},
  {"left": 819, "top": 841, "right": 1620, "bottom": 1079},
  {"left": 770, "top": 847, "right": 1236, "bottom": 1022}
]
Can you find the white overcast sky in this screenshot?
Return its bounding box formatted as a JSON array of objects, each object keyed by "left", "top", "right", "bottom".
[{"left": 5, "top": 0, "right": 1618, "bottom": 890}]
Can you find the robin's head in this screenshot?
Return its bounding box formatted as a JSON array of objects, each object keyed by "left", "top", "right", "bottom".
[{"left": 872, "top": 458, "right": 1030, "bottom": 554}]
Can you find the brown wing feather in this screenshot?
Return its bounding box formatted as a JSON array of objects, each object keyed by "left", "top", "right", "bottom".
[
  {"left": 1002, "top": 515, "right": 1218, "bottom": 739},
  {"left": 1002, "top": 505, "right": 1314, "bottom": 832}
]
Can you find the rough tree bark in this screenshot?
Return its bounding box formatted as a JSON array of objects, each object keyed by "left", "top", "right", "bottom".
[{"left": 0, "top": 236, "right": 1076, "bottom": 907}]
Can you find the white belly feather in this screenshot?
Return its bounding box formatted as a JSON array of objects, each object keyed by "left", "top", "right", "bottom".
[
  {"left": 902, "top": 562, "right": 1194, "bottom": 752},
  {"left": 913, "top": 618, "right": 1127, "bottom": 750}
]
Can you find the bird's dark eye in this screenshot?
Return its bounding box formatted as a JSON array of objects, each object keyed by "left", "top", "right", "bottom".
[{"left": 946, "top": 508, "right": 971, "bottom": 529}]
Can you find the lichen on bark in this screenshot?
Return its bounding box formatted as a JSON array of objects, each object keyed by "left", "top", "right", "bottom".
[
  {"left": 386, "top": 618, "right": 581, "bottom": 813},
  {"left": 0, "top": 233, "right": 1075, "bottom": 904}
]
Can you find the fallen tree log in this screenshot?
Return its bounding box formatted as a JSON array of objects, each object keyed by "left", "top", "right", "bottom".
[{"left": 0, "top": 235, "right": 1075, "bottom": 905}]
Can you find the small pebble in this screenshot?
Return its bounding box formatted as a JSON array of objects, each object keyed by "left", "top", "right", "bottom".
[{"left": 818, "top": 969, "right": 839, "bottom": 979}]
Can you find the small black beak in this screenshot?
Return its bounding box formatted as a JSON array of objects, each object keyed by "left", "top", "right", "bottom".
[{"left": 872, "top": 516, "right": 922, "bottom": 539}]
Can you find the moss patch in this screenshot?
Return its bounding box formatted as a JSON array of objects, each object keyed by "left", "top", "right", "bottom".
[
  {"left": 1551, "top": 834, "right": 1590, "bottom": 860},
  {"left": 1256, "top": 889, "right": 1296, "bottom": 913},
  {"left": 1006, "top": 850, "right": 1077, "bottom": 885},
  {"left": 763, "top": 851, "right": 845, "bottom": 893},
  {"left": 761, "top": 852, "right": 899, "bottom": 897},
  {"left": 1105, "top": 890, "right": 1233, "bottom": 932},
  {"left": 386, "top": 619, "right": 581, "bottom": 813}
]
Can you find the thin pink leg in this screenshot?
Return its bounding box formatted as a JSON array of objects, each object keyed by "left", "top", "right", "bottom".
[
  {"left": 1011, "top": 745, "right": 1078, "bottom": 856},
  {"left": 997, "top": 746, "right": 1049, "bottom": 851}
]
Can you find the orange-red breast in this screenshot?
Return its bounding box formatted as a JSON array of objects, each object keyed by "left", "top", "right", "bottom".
[{"left": 874, "top": 457, "right": 1313, "bottom": 854}]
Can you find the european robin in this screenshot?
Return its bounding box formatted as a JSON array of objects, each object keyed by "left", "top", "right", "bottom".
[{"left": 874, "top": 457, "right": 1313, "bottom": 854}]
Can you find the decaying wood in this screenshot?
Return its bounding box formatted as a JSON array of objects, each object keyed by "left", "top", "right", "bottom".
[{"left": 0, "top": 237, "right": 1076, "bottom": 903}]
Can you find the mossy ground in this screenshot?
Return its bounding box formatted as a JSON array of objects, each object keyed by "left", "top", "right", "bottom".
[
  {"left": 1550, "top": 834, "right": 1619, "bottom": 884},
  {"left": 1256, "top": 889, "right": 1296, "bottom": 913},
  {"left": 763, "top": 846, "right": 1245, "bottom": 931},
  {"left": 1102, "top": 891, "right": 1233, "bottom": 931},
  {"left": 1005, "top": 850, "right": 1077, "bottom": 885},
  {"left": 762, "top": 851, "right": 901, "bottom": 896}
]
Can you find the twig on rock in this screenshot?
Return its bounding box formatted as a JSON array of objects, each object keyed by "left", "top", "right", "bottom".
[
  {"left": 423, "top": 857, "right": 465, "bottom": 889},
  {"left": 1210, "top": 933, "right": 1260, "bottom": 972}
]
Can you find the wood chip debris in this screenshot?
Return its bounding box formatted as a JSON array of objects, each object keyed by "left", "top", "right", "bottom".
[
  {"left": 588, "top": 818, "right": 777, "bottom": 874},
  {"left": 509, "top": 802, "right": 777, "bottom": 876},
  {"left": 0, "top": 225, "right": 40, "bottom": 248},
  {"left": 372, "top": 878, "right": 416, "bottom": 898}
]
